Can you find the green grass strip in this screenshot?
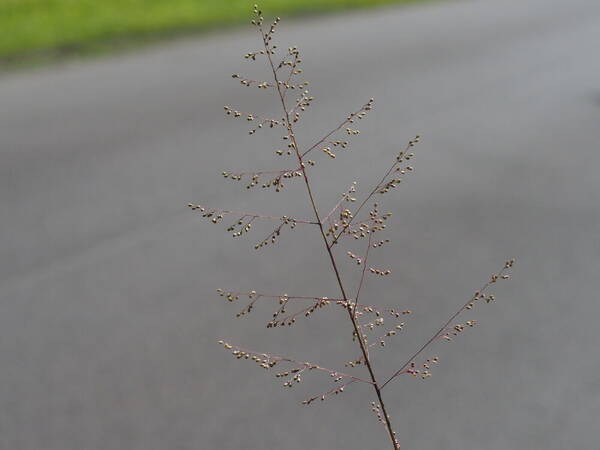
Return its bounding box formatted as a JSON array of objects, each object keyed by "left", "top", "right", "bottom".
[{"left": 1, "top": 0, "right": 423, "bottom": 63}]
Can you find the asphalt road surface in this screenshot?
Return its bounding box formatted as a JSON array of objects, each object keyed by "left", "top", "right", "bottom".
[{"left": 1, "top": 0, "right": 599, "bottom": 449}]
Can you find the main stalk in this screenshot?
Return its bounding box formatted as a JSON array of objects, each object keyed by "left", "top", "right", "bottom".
[{"left": 260, "top": 28, "right": 400, "bottom": 450}]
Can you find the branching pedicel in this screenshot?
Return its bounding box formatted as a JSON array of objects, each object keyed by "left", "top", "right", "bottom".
[{"left": 191, "top": 6, "right": 515, "bottom": 449}]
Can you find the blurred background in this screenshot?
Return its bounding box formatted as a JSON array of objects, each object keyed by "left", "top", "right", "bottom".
[{"left": 1, "top": 0, "right": 599, "bottom": 449}]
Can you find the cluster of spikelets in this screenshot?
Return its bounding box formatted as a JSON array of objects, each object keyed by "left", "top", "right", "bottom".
[
  {"left": 216, "top": 340, "right": 375, "bottom": 405},
  {"left": 193, "top": 5, "right": 515, "bottom": 450}
]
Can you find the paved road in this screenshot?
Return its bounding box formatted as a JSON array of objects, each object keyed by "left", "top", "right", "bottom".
[{"left": 1, "top": 0, "right": 599, "bottom": 449}]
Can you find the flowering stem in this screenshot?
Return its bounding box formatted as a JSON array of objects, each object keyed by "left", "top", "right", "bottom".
[{"left": 260, "top": 25, "right": 400, "bottom": 450}]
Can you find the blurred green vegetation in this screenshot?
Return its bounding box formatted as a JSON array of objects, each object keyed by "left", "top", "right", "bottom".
[{"left": 0, "top": 0, "right": 423, "bottom": 62}]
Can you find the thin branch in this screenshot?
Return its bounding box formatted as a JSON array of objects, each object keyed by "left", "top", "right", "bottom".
[
  {"left": 322, "top": 183, "right": 357, "bottom": 223},
  {"left": 380, "top": 260, "right": 514, "bottom": 389},
  {"left": 300, "top": 101, "right": 374, "bottom": 158},
  {"left": 219, "top": 342, "right": 374, "bottom": 385},
  {"left": 223, "top": 105, "right": 283, "bottom": 125},
  {"left": 224, "top": 167, "right": 301, "bottom": 177},
  {"left": 281, "top": 51, "right": 300, "bottom": 102},
  {"left": 221, "top": 291, "right": 343, "bottom": 302},
  {"left": 330, "top": 137, "right": 419, "bottom": 246},
  {"left": 302, "top": 379, "right": 357, "bottom": 405},
  {"left": 268, "top": 297, "right": 332, "bottom": 327},
  {"left": 354, "top": 231, "right": 374, "bottom": 317},
  {"left": 187, "top": 204, "right": 318, "bottom": 225}
]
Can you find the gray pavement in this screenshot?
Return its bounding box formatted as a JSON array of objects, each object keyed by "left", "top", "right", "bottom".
[{"left": 1, "top": 0, "right": 600, "bottom": 448}]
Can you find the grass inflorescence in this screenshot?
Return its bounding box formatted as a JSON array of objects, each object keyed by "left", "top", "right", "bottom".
[{"left": 192, "top": 5, "right": 516, "bottom": 449}]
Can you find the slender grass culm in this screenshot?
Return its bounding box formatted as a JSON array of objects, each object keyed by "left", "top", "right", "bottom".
[{"left": 190, "top": 5, "right": 515, "bottom": 449}]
